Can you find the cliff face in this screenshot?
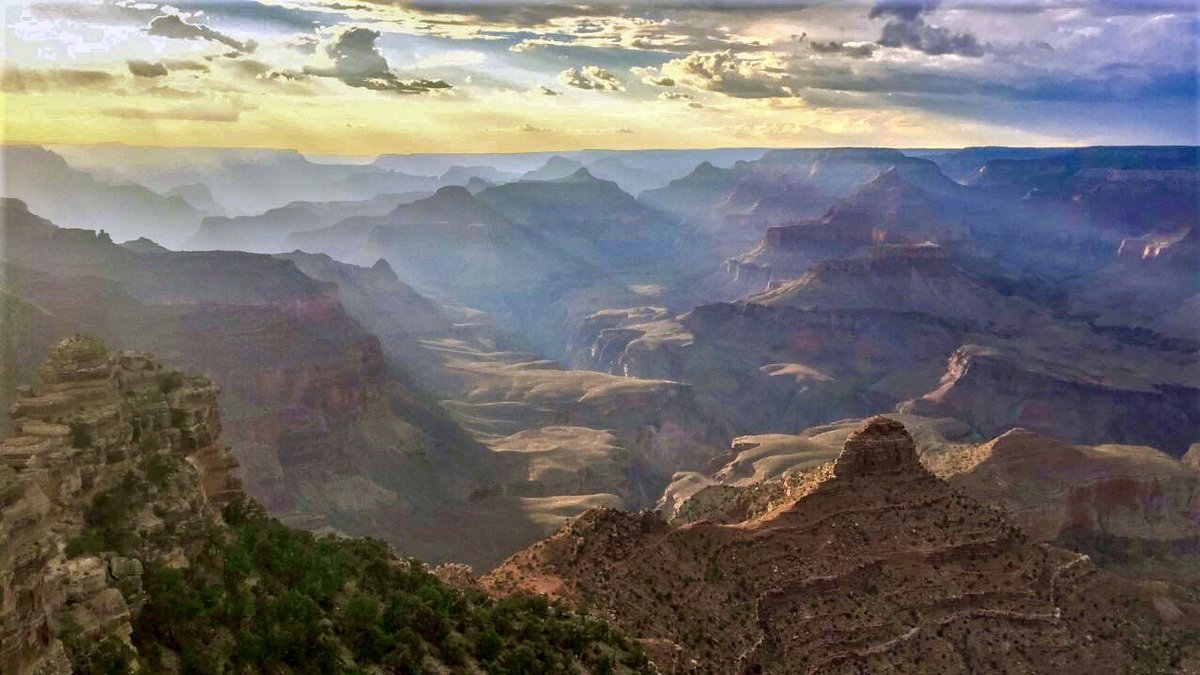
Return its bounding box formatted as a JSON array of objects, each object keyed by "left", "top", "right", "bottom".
[
  {"left": 939, "top": 428, "right": 1200, "bottom": 580},
  {"left": 0, "top": 199, "right": 500, "bottom": 562},
  {"left": 485, "top": 417, "right": 1200, "bottom": 674},
  {"left": 0, "top": 338, "right": 658, "bottom": 674},
  {"left": 902, "top": 344, "right": 1200, "bottom": 456},
  {"left": 2, "top": 199, "right": 735, "bottom": 570},
  {"left": 0, "top": 336, "right": 241, "bottom": 674}
]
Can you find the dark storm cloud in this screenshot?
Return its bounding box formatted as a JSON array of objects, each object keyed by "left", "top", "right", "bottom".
[
  {"left": 869, "top": 0, "right": 984, "bottom": 57},
  {"left": 810, "top": 41, "right": 877, "bottom": 59},
  {"left": 867, "top": 0, "right": 940, "bottom": 22},
  {"left": 304, "top": 28, "right": 453, "bottom": 93},
  {"left": 128, "top": 60, "right": 169, "bottom": 78},
  {"left": 147, "top": 14, "right": 257, "bottom": 53}
]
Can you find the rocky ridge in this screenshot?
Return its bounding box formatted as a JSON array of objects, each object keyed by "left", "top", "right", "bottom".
[
  {"left": 666, "top": 415, "right": 1200, "bottom": 584},
  {"left": 0, "top": 336, "right": 241, "bottom": 674},
  {"left": 485, "top": 416, "right": 1200, "bottom": 673}
]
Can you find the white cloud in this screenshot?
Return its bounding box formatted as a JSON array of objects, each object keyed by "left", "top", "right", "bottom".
[{"left": 558, "top": 65, "right": 623, "bottom": 91}]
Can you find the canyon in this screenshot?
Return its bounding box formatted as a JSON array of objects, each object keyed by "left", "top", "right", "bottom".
[{"left": 2, "top": 142, "right": 1197, "bottom": 673}]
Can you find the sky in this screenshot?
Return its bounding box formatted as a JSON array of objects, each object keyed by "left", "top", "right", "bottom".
[{"left": 1, "top": 0, "right": 1197, "bottom": 154}]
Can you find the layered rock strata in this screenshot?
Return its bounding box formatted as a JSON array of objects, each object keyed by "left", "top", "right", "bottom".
[
  {"left": 0, "top": 336, "right": 241, "bottom": 674},
  {"left": 485, "top": 417, "right": 1200, "bottom": 673}
]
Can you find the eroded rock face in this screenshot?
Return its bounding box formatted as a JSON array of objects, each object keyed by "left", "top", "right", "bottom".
[
  {"left": 669, "top": 415, "right": 1200, "bottom": 584},
  {"left": 940, "top": 428, "right": 1200, "bottom": 581},
  {"left": 485, "top": 417, "right": 1200, "bottom": 674},
  {"left": 902, "top": 344, "right": 1200, "bottom": 456},
  {"left": 0, "top": 336, "right": 241, "bottom": 675},
  {"left": 832, "top": 416, "right": 922, "bottom": 478}
]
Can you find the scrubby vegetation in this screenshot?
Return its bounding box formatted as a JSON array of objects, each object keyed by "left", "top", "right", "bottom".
[{"left": 62, "top": 454, "right": 652, "bottom": 674}]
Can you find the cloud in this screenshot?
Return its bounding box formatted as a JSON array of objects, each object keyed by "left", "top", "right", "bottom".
[
  {"left": 809, "top": 41, "right": 876, "bottom": 59},
  {"left": 518, "top": 123, "right": 550, "bottom": 132},
  {"left": 1, "top": 67, "right": 116, "bottom": 93},
  {"left": 163, "top": 60, "right": 211, "bottom": 72},
  {"left": 127, "top": 60, "right": 168, "bottom": 78},
  {"left": 304, "top": 27, "right": 452, "bottom": 93},
  {"left": 147, "top": 14, "right": 256, "bottom": 53},
  {"left": 657, "top": 50, "right": 792, "bottom": 98},
  {"left": 869, "top": 0, "right": 984, "bottom": 57},
  {"left": 102, "top": 104, "right": 248, "bottom": 123},
  {"left": 536, "top": 85, "right": 560, "bottom": 95},
  {"left": 658, "top": 91, "right": 700, "bottom": 107},
  {"left": 631, "top": 67, "right": 678, "bottom": 86},
  {"left": 558, "top": 66, "right": 623, "bottom": 91},
  {"left": 877, "top": 18, "right": 984, "bottom": 56},
  {"left": 868, "top": 1, "right": 941, "bottom": 22}
]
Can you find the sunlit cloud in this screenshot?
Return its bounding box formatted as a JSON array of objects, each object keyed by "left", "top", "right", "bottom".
[
  {"left": 558, "top": 65, "right": 624, "bottom": 91},
  {"left": 1, "top": 0, "right": 1195, "bottom": 151}
]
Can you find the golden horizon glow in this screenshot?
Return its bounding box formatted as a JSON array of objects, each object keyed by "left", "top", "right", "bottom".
[{"left": 1, "top": 0, "right": 1195, "bottom": 154}]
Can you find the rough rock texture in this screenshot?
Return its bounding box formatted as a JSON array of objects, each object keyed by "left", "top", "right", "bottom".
[
  {"left": 1068, "top": 225, "right": 1200, "bottom": 341},
  {"left": 485, "top": 417, "right": 1200, "bottom": 674},
  {"left": 724, "top": 168, "right": 968, "bottom": 294},
  {"left": 666, "top": 416, "right": 1200, "bottom": 583},
  {"left": 0, "top": 337, "right": 241, "bottom": 675},
  {"left": 832, "top": 415, "right": 923, "bottom": 478}
]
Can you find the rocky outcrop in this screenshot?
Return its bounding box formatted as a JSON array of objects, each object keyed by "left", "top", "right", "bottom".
[
  {"left": 664, "top": 415, "right": 1200, "bottom": 583},
  {"left": 831, "top": 415, "right": 922, "bottom": 478},
  {"left": 566, "top": 307, "right": 671, "bottom": 371},
  {"left": 0, "top": 336, "right": 241, "bottom": 674},
  {"left": 752, "top": 243, "right": 1033, "bottom": 329},
  {"left": 485, "top": 417, "right": 1200, "bottom": 674},
  {"left": 641, "top": 149, "right": 949, "bottom": 245}
]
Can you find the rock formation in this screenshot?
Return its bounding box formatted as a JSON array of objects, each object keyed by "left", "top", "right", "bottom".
[
  {"left": 664, "top": 415, "right": 1200, "bottom": 584},
  {"left": 937, "top": 427, "right": 1200, "bottom": 582},
  {"left": 2, "top": 199, "right": 734, "bottom": 570},
  {"left": 485, "top": 417, "right": 1200, "bottom": 673},
  {"left": 902, "top": 344, "right": 1200, "bottom": 456},
  {"left": 1, "top": 338, "right": 657, "bottom": 674},
  {"left": 831, "top": 415, "right": 923, "bottom": 477},
  {"left": 0, "top": 336, "right": 241, "bottom": 674}
]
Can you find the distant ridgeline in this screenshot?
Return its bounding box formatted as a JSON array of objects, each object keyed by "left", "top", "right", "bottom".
[{"left": 0, "top": 336, "right": 651, "bottom": 674}]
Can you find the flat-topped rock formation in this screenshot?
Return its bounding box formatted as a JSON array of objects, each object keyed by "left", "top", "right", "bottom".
[
  {"left": 832, "top": 415, "right": 924, "bottom": 478},
  {"left": 0, "top": 337, "right": 242, "bottom": 674},
  {"left": 485, "top": 417, "right": 1200, "bottom": 673}
]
